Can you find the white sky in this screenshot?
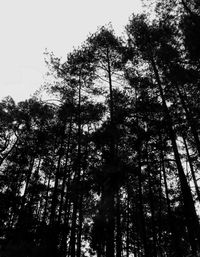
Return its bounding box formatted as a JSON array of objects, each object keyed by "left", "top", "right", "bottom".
[{"left": 0, "top": 0, "right": 143, "bottom": 102}]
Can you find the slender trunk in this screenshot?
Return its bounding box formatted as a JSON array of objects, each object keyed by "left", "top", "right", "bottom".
[
  {"left": 43, "top": 173, "right": 51, "bottom": 223},
  {"left": 28, "top": 157, "right": 42, "bottom": 206},
  {"left": 151, "top": 58, "right": 200, "bottom": 254},
  {"left": 174, "top": 82, "right": 200, "bottom": 157},
  {"left": 116, "top": 191, "right": 122, "bottom": 257},
  {"left": 183, "top": 136, "right": 200, "bottom": 202},
  {"left": 158, "top": 164, "right": 163, "bottom": 257},
  {"left": 159, "top": 134, "right": 171, "bottom": 220},
  {"left": 18, "top": 156, "right": 35, "bottom": 225},
  {"left": 49, "top": 130, "right": 66, "bottom": 257},
  {"left": 58, "top": 116, "right": 73, "bottom": 224},
  {"left": 159, "top": 137, "right": 183, "bottom": 257},
  {"left": 50, "top": 123, "right": 66, "bottom": 225},
  {"left": 146, "top": 142, "right": 157, "bottom": 257},
  {"left": 70, "top": 201, "right": 78, "bottom": 257},
  {"left": 70, "top": 81, "right": 82, "bottom": 257},
  {"left": 103, "top": 47, "right": 115, "bottom": 257},
  {"left": 77, "top": 197, "right": 83, "bottom": 257},
  {"left": 138, "top": 149, "right": 149, "bottom": 257},
  {"left": 50, "top": 148, "right": 63, "bottom": 225},
  {"left": 134, "top": 85, "right": 150, "bottom": 256},
  {"left": 22, "top": 156, "right": 35, "bottom": 205},
  {"left": 105, "top": 190, "right": 115, "bottom": 257},
  {"left": 106, "top": 47, "right": 114, "bottom": 124},
  {"left": 147, "top": 166, "right": 157, "bottom": 257},
  {"left": 126, "top": 189, "right": 130, "bottom": 257},
  {"left": 60, "top": 183, "right": 71, "bottom": 257}
]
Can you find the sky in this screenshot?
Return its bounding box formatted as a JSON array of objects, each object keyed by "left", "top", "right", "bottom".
[{"left": 0, "top": 0, "right": 143, "bottom": 102}]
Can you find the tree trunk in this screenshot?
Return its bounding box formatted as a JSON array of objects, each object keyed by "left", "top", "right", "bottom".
[
  {"left": 174, "top": 82, "right": 200, "bottom": 158},
  {"left": 70, "top": 201, "right": 78, "bottom": 257},
  {"left": 77, "top": 197, "right": 83, "bottom": 257},
  {"left": 70, "top": 80, "right": 82, "bottom": 257},
  {"left": 116, "top": 190, "right": 122, "bottom": 257},
  {"left": 137, "top": 148, "right": 150, "bottom": 257},
  {"left": 50, "top": 125, "right": 66, "bottom": 225},
  {"left": 147, "top": 165, "right": 157, "bottom": 257},
  {"left": 43, "top": 173, "right": 51, "bottom": 223},
  {"left": 183, "top": 136, "right": 200, "bottom": 202},
  {"left": 151, "top": 58, "right": 200, "bottom": 255},
  {"left": 159, "top": 134, "right": 184, "bottom": 257},
  {"left": 103, "top": 47, "right": 116, "bottom": 257},
  {"left": 58, "top": 116, "right": 73, "bottom": 225},
  {"left": 105, "top": 192, "right": 115, "bottom": 257},
  {"left": 126, "top": 189, "right": 130, "bottom": 257},
  {"left": 60, "top": 185, "right": 71, "bottom": 257},
  {"left": 21, "top": 156, "right": 35, "bottom": 206}
]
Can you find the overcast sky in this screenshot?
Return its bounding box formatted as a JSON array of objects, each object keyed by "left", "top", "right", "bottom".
[{"left": 0, "top": 0, "right": 143, "bottom": 102}]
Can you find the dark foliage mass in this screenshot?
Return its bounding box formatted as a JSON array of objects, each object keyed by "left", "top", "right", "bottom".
[{"left": 1, "top": 1, "right": 200, "bottom": 256}]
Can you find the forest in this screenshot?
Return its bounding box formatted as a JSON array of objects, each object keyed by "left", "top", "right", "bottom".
[{"left": 1, "top": 0, "right": 200, "bottom": 256}]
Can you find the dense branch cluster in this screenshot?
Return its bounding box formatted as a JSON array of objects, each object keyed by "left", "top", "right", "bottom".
[{"left": 1, "top": 1, "right": 200, "bottom": 256}]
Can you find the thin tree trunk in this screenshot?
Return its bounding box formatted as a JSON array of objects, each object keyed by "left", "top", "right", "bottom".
[
  {"left": 147, "top": 166, "right": 157, "bottom": 257},
  {"left": 60, "top": 183, "right": 71, "bottom": 257},
  {"left": 43, "top": 173, "right": 51, "bottom": 223},
  {"left": 159, "top": 136, "right": 183, "bottom": 257},
  {"left": 126, "top": 189, "right": 130, "bottom": 257},
  {"left": 158, "top": 164, "right": 163, "bottom": 257},
  {"left": 146, "top": 141, "right": 157, "bottom": 257},
  {"left": 183, "top": 136, "right": 200, "bottom": 202},
  {"left": 70, "top": 80, "right": 82, "bottom": 257},
  {"left": 138, "top": 148, "right": 150, "bottom": 257},
  {"left": 151, "top": 58, "right": 200, "bottom": 254},
  {"left": 77, "top": 197, "right": 83, "bottom": 257},
  {"left": 116, "top": 190, "right": 122, "bottom": 257},
  {"left": 103, "top": 47, "right": 115, "bottom": 257},
  {"left": 58, "top": 116, "right": 73, "bottom": 224},
  {"left": 174, "top": 82, "right": 200, "bottom": 158},
  {"left": 21, "top": 156, "right": 35, "bottom": 205},
  {"left": 28, "top": 157, "right": 42, "bottom": 207},
  {"left": 50, "top": 125, "right": 66, "bottom": 225}
]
